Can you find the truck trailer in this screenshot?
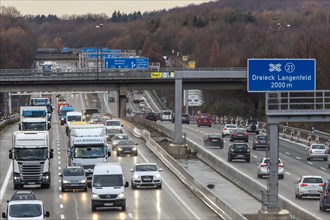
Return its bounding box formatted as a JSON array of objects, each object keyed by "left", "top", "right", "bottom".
[{"left": 19, "top": 106, "right": 51, "bottom": 131}]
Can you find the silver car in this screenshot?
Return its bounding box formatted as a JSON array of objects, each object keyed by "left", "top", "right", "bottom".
[
  {"left": 295, "top": 175, "right": 324, "bottom": 199},
  {"left": 307, "top": 144, "right": 328, "bottom": 161},
  {"left": 60, "top": 166, "right": 87, "bottom": 192},
  {"left": 111, "top": 133, "right": 130, "bottom": 150},
  {"left": 131, "top": 163, "right": 163, "bottom": 189},
  {"left": 257, "top": 157, "right": 284, "bottom": 179}
]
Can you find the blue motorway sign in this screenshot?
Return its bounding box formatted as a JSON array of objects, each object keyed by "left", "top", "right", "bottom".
[
  {"left": 247, "top": 59, "right": 316, "bottom": 92},
  {"left": 104, "top": 57, "right": 149, "bottom": 69}
]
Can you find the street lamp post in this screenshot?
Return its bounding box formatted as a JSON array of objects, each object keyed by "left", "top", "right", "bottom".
[
  {"left": 100, "top": 24, "right": 103, "bottom": 73},
  {"left": 96, "top": 25, "right": 100, "bottom": 80}
]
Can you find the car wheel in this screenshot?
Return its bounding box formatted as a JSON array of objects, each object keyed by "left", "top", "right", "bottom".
[
  {"left": 222, "top": 134, "right": 225, "bottom": 138},
  {"left": 228, "top": 157, "right": 232, "bottom": 162},
  {"left": 245, "top": 139, "right": 248, "bottom": 142},
  {"left": 253, "top": 146, "right": 256, "bottom": 150},
  {"left": 84, "top": 186, "right": 88, "bottom": 192},
  {"left": 246, "top": 158, "right": 250, "bottom": 163},
  {"left": 297, "top": 191, "right": 302, "bottom": 199},
  {"left": 92, "top": 203, "right": 97, "bottom": 212},
  {"left": 324, "top": 157, "right": 327, "bottom": 161},
  {"left": 230, "top": 139, "right": 233, "bottom": 142},
  {"left": 131, "top": 184, "right": 137, "bottom": 190},
  {"left": 61, "top": 187, "right": 65, "bottom": 192},
  {"left": 157, "top": 184, "right": 162, "bottom": 189},
  {"left": 121, "top": 202, "right": 126, "bottom": 211},
  {"left": 279, "top": 175, "right": 284, "bottom": 180},
  {"left": 197, "top": 124, "right": 200, "bottom": 127},
  {"left": 320, "top": 204, "right": 326, "bottom": 211},
  {"left": 307, "top": 157, "right": 310, "bottom": 161},
  {"left": 257, "top": 174, "right": 262, "bottom": 178}
]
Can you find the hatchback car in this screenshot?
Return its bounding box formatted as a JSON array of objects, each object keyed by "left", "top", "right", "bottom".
[
  {"left": 222, "top": 124, "right": 238, "bottom": 137},
  {"left": 245, "top": 119, "right": 260, "bottom": 134},
  {"left": 10, "top": 190, "right": 37, "bottom": 201},
  {"left": 319, "top": 179, "right": 330, "bottom": 211},
  {"left": 227, "top": 143, "right": 250, "bottom": 162},
  {"left": 257, "top": 157, "right": 284, "bottom": 179},
  {"left": 145, "top": 112, "right": 158, "bottom": 122},
  {"left": 294, "top": 175, "right": 324, "bottom": 199},
  {"left": 131, "top": 163, "right": 163, "bottom": 189},
  {"left": 203, "top": 133, "right": 224, "bottom": 149},
  {"left": 111, "top": 133, "right": 130, "bottom": 150},
  {"left": 60, "top": 166, "right": 87, "bottom": 192},
  {"left": 116, "top": 140, "right": 138, "bottom": 156},
  {"left": 252, "top": 135, "right": 270, "bottom": 150},
  {"left": 230, "top": 129, "right": 249, "bottom": 142},
  {"left": 307, "top": 144, "right": 328, "bottom": 161},
  {"left": 197, "top": 114, "right": 212, "bottom": 127},
  {"left": 172, "top": 113, "right": 190, "bottom": 124}
]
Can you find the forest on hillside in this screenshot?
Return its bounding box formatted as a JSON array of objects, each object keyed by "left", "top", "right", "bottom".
[{"left": 0, "top": 0, "right": 329, "bottom": 122}]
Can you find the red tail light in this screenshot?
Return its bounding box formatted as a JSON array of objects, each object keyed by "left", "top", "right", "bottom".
[
  {"left": 243, "top": 133, "right": 248, "bottom": 136},
  {"left": 232, "top": 133, "right": 237, "bottom": 136},
  {"left": 300, "top": 183, "right": 308, "bottom": 187},
  {"left": 224, "top": 128, "right": 227, "bottom": 130},
  {"left": 319, "top": 183, "right": 324, "bottom": 187},
  {"left": 278, "top": 164, "right": 284, "bottom": 168},
  {"left": 260, "top": 164, "right": 267, "bottom": 167}
]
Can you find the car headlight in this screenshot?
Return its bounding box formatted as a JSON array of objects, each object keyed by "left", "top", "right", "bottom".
[
  {"left": 155, "top": 174, "right": 161, "bottom": 178},
  {"left": 92, "top": 193, "right": 99, "bottom": 199},
  {"left": 133, "top": 174, "right": 139, "bottom": 179},
  {"left": 132, "top": 147, "right": 137, "bottom": 151},
  {"left": 117, "top": 148, "right": 122, "bottom": 151},
  {"left": 63, "top": 180, "right": 69, "bottom": 183},
  {"left": 118, "top": 192, "right": 125, "bottom": 198},
  {"left": 80, "top": 179, "right": 86, "bottom": 183}
]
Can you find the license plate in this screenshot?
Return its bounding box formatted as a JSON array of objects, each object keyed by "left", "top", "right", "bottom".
[
  {"left": 238, "top": 134, "right": 243, "bottom": 136},
  {"left": 212, "top": 140, "right": 218, "bottom": 142},
  {"left": 28, "top": 182, "right": 36, "bottom": 185},
  {"left": 236, "top": 155, "right": 244, "bottom": 157},
  {"left": 71, "top": 184, "right": 79, "bottom": 186},
  {"left": 104, "top": 203, "right": 113, "bottom": 206},
  {"left": 144, "top": 178, "right": 151, "bottom": 181}
]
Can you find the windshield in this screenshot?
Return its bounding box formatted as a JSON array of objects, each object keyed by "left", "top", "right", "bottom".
[
  {"left": 60, "top": 109, "right": 73, "bottom": 116},
  {"left": 117, "top": 140, "right": 135, "bottom": 146},
  {"left": 73, "top": 145, "right": 105, "bottom": 158},
  {"left": 67, "top": 116, "right": 82, "bottom": 122},
  {"left": 136, "top": 165, "right": 157, "bottom": 171},
  {"left": 23, "top": 122, "right": 46, "bottom": 131},
  {"left": 85, "top": 109, "right": 99, "bottom": 115},
  {"left": 15, "top": 148, "right": 47, "bottom": 160},
  {"left": 93, "top": 174, "right": 123, "bottom": 187},
  {"left": 9, "top": 204, "right": 42, "bottom": 217},
  {"left": 107, "top": 121, "right": 120, "bottom": 126},
  {"left": 113, "top": 135, "right": 129, "bottom": 140},
  {"left": 163, "top": 111, "right": 172, "bottom": 115},
  {"left": 64, "top": 168, "right": 84, "bottom": 176}
]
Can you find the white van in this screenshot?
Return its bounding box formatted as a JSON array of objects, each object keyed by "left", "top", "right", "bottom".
[
  {"left": 105, "top": 119, "right": 123, "bottom": 140},
  {"left": 91, "top": 163, "right": 129, "bottom": 212},
  {"left": 160, "top": 110, "right": 173, "bottom": 122},
  {"left": 2, "top": 200, "right": 50, "bottom": 220}
]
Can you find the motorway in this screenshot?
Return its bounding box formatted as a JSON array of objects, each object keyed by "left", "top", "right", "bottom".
[
  {"left": 157, "top": 121, "right": 330, "bottom": 219},
  {"left": 0, "top": 92, "right": 220, "bottom": 220},
  {"left": 1, "top": 92, "right": 329, "bottom": 219}
]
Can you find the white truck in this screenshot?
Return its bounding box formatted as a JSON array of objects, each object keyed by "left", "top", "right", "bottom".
[
  {"left": 9, "top": 131, "right": 54, "bottom": 189},
  {"left": 68, "top": 124, "right": 110, "bottom": 185},
  {"left": 19, "top": 106, "right": 51, "bottom": 131},
  {"left": 65, "top": 111, "right": 83, "bottom": 135}
]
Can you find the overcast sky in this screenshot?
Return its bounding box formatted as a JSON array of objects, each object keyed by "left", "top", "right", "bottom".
[{"left": 2, "top": 0, "right": 214, "bottom": 16}]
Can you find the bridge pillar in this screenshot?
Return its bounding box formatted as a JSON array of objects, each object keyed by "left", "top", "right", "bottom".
[{"left": 118, "top": 85, "right": 128, "bottom": 119}]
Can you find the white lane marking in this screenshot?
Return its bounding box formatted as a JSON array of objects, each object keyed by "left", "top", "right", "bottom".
[
  {"left": 58, "top": 167, "right": 61, "bottom": 170},
  {"left": 58, "top": 151, "right": 61, "bottom": 154},
  {"left": 60, "top": 204, "right": 63, "bottom": 208},
  {"left": 58, "top": 156, "right": 61, "bottom": 159},
  {"left": 285, "top": 152, "right": 290, "bottom": 155},
  {"left": 59, "top": 195, "right": 62, "bottom": 199},
  {"left": 307, "top": 162, "right": 313, "bottom": 165},
  {"left": 128, "top": 213, "right": 133, "bottom": 218},
  {"left": 285, "top": 172, "right": 291, "bottom": 176},
  {"left": 139, "top": 149, "right": 201, "bottom": 220},
  {"left": 296, "top": 157, "right": 301, "bottom": 160},
  {"left": 60, "top": 214, "right": 65, "bottom": 219},
  {"left": 59, "top": 187, "right": 61, "bottom": 191},
  {"left": 253, "top": 155, "right": 258, "bottom": 158},
  {"left": 59, "top": 180, "right": 61, "bottom": 183},
  {"left": 0, "top": 162, "right": 12, "bottom": 202},
  {"left": 58, "top": 161, "right": 61, "bottom": 164},
  {"left": 320, "top": 167, "right": 326, "bottom": 171}
]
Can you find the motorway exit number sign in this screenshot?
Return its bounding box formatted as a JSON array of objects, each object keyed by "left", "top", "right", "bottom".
[{"left": 247, "top": 59, "right": 316, "bottom": 92}]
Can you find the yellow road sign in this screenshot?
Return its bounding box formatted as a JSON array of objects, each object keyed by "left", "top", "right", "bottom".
[{"left": 151, "top": 72, "right": 162, "bottom": 79}]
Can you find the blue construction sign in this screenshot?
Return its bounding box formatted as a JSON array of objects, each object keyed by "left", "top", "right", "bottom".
[{"left": 104, "top": 58, "right": 149, "bottom": 69}]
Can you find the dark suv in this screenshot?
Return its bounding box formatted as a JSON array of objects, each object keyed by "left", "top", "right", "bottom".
[
  {"left": 145, "top": 112, "right": 158, "bottom": 122},
  {"left": 228, "top": 143, "right": 250, "bottom": 162},
  {"left": 320, "top": 179, "right": 330, "bottom": 211}
]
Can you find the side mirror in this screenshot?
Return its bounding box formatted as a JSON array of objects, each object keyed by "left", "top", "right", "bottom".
[
  {"left": 50, "top": 149, "right": 54, "bottom": 159},
  {"left": 2, "top": 212, "right": 7, "bottom": 218},
  {"left": 107, "top": 152, "right": 111, "bottom": 157},
  {"left": 125, "top": 181, "right": 129, "bottom": 187},
  {"left": 19, "top": 123, "right": 22, "bottom": 130},
  {"left": 59, "top": 174, "right": 63, "bottom": 177},
  {"left": 159, "top": 168, "right": 163, "bottom": 172},
  {"left": 130, "top": 169, "right": 134, "bottom": 172},
  {"left": 9, "top": 150, "right": 12, "bottom": 159},
  {"left": 45, "top": 211, "right": 50, "bottom": 218},
  {"left": 48, "top": 123, "right": 51, "bottom": 130}
]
